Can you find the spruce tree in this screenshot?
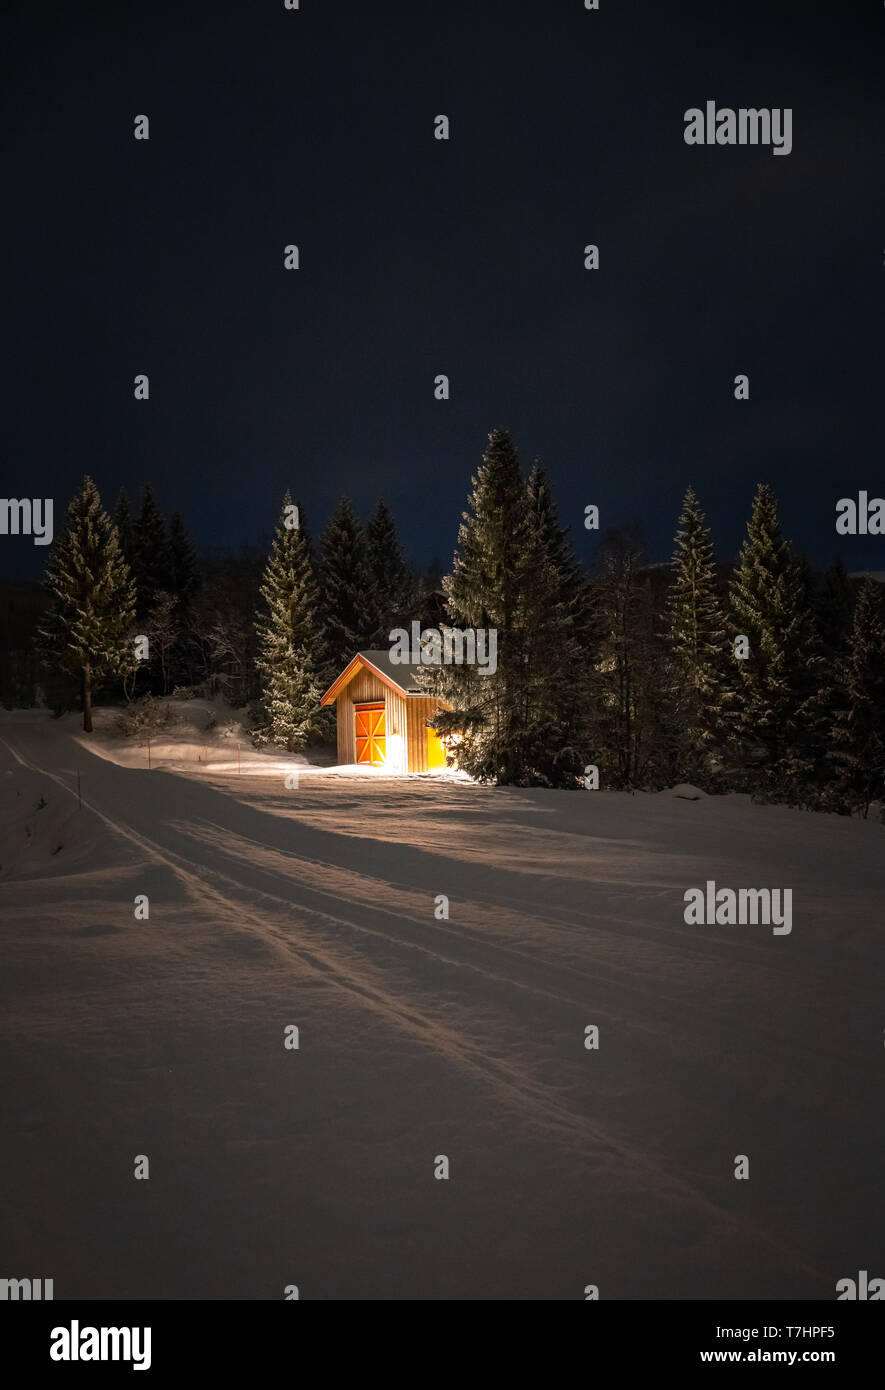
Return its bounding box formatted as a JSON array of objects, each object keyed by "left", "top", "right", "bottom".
[
  {"left": 725, "top": 484, "right": 821, "bottom": 793},
  {"left": 828, "top": 578, "right": 885, "bottom": 816},
  {"left": 520, "top": 461, "right": 595, "bottom": 781},
  {"left": 366, "top": 498, "right": 413, "bottom": 641},
  {"left": 815, "top": 557, "right": 855, "bottom": 659},
  {"left": 663, "top": 486, "right": 728, "bottom": 781},
  {"left": 526, "top": 462, "right": 597, "bottom": 656},
  {"left": 39, "top": 476, "right": 137, "bottom": 731},
  {"left": 114, "top": 489, "right": 136, "bottom": 571},
  {"left": 806, "top": 558, "right": 856, "bottom": 799},
  {"left": 590, "top": 526, "right": 669, "bottom": 787},
  {"left": 430, "top": 428, "right": 543, "bottom": 783},
  {"left": 168, "top": 512, "right": 198, "bottom": 603},
  {"left": 255, "top": 493, "right": 325, "bottom": 750},
  {"left": 133, "top": 483, "right": 172, "bottom": 615},
  {"left": 319, "top": 497, "right": 373, "bottom": 671},
  {"left": 165, "top": 510, "right": 200, "bottom": 688}
]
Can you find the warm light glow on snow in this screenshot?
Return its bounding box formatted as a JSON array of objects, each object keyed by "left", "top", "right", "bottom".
[{"left": 386, "top": 733, "right": 405, "bottom": 772}]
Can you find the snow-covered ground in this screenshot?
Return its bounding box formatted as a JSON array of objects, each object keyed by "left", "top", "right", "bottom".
[
  {"left": 54, "top": 697, "right": 470, "bottom": 783},
  {"left": 1, "top": 709, "right": 883, "bottom": 1299}
]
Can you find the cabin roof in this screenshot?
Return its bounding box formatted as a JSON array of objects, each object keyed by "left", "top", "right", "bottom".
[{"left": 320, "top": 649, "right": 433, "bottom": 705}]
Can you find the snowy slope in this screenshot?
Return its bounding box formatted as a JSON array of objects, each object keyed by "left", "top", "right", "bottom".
[{"left": 1, "top": 713, "right": 883, "bottom": 1299}]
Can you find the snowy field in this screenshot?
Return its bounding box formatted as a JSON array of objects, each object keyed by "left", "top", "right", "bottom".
[{"left": 1, "top": 707, "right": 883, "bottom": 1299}]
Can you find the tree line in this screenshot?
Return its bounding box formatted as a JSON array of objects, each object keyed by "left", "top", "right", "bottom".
[
  {"left": 425, "top": 430, "right": 883, "bottom": 815},
  {"left": 26, "top": 480, "right": 434, "bottom": 730},
  {"left": 19, "top": 427, "right": 885, "bottom": 816}
]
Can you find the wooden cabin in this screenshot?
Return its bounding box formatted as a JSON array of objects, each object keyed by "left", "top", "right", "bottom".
[{"left": 320, "top": 650, "right": 452, "bottom": 772}]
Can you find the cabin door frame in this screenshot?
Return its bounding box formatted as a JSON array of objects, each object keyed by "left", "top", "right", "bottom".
[{"left": 354, "top": 701, "right": 386, "bottom": 765}]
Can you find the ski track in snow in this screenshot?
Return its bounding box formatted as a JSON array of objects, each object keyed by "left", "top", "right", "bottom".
[{"left": 2, "top": 720, "right": 883, "bottom": 1297}]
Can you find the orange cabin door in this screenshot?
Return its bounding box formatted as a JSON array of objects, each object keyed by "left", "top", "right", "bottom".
[{"left": 355, "top": 703, "right": 386, "bottom": 764}]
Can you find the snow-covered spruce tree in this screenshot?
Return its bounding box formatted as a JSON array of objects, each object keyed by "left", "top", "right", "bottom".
[
  {"left": 254, "top": 493, "right": 326, "bottom": 751},
  {"left": 827, "top": 578, "right": 885, "bottom": 816},
  {"left": 663, "top": 486, "right": 728, "bottom": 782},
  {"left": 39, "top": 476, "right": 137, "bottom": 732},
  {"left": 429, "top": 429, "right": 529, "bottom": 782},
  {"left": 366, "top": 498, "right": 414, "bottom": 642},
  {"left": 427, "top": 430, "right": 585, "bottom": 785},
  {"left": 319, "top": 497, "right": 374, "bottom": 672},
  {"left": 526, "top": 462, "right": 599, "bottom": 664},
  {"left": 724, "top": 484, "right": 823, "bottom": 797},
  {"left": 803, "top": 558, "right": 857, "bottom": 800},
  {"left": 518, "top": 461, "right": 596, "bottom": 784}
]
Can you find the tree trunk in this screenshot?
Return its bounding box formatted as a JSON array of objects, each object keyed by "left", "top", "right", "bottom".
[{"left": 82, "top": 667, "right": 93, "bottom": 733}]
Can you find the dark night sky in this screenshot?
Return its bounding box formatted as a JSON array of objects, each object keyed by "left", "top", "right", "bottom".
[{"left": 4, "top": 0, "right": 884, "bottom": 579}]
